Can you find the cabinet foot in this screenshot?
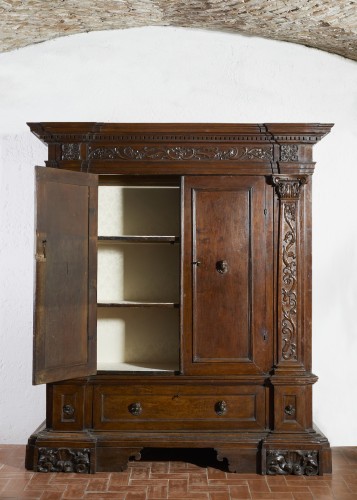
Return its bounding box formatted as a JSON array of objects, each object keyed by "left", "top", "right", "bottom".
[
  {"left": 96, "top": 447, "right": 142, "bottom": 472},
  {"left": 215, "top": 447, "right": 261, "bottom": 474}
]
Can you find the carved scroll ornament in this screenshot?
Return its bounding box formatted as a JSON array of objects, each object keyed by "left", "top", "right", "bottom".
[
  {"left": 272, "top": 176, "right": 307, "bottom": 362},
  {"left": 37, "top": 447, "right": 90, "bottom": 473},
  {"left": 87, "top": 145, "right": 273, "bottom": 161},
  {"left": 266, "top": 450, "right": 319, "bottom": 476}
]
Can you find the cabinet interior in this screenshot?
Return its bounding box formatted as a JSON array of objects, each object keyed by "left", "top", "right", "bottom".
[{"left": 97, "top": 183, "right": 181, "bottom": 372}]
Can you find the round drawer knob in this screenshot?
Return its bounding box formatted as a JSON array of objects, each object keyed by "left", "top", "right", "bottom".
[
  {"left": 284, "top": 404, "right": 296, "bottom": 416},
  {"left": 62, "top": 404, "right": 75, "bottom": 417},
  {"left": 215, "top": 400, "right": 227, "bottom": 416},
  {"left": 128, "top": 402, "right": 142, "bottom": 416}
]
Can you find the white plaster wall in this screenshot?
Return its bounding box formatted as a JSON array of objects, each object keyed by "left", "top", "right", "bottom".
[{"left": 0, "top": 27, "right": 356, "bottom": 445}]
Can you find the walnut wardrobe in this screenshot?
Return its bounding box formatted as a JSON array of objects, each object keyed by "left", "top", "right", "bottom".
[{"left": 25, "top": 122, "right": 333, "bottom": 475}]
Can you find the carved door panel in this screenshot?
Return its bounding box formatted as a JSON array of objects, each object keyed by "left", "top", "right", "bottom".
[
  {"left": 33, "top": 167, "right": 98, "bottom": 385},
  {"left": 182, "top": 176, "right": 273, "bottom": 375}
]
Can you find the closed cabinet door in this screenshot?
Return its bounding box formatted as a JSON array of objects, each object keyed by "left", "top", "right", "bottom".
[{"left": 182, "top": 176, "right": 273, "bottom": 375}]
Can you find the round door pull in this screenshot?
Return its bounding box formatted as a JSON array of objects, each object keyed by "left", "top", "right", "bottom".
[
  {"left": 128, "top": 402, "right": 143, "bottom": 416},
  {"left": 62, "top": 404, "right": 75, "bottom": 417},
  {"left": 215, "top": 400, "right": 227, "bottom": 416},
  {"left": 216, "top": 260, "right": 228, "bottom": 274}
]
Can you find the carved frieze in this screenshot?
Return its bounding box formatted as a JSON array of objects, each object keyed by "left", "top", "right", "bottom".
[
  {"left": 37, "top": 447, "right": 90, "bottom": 473},
  {"left": 61, "top": 143, "right": 80, "bottom": 160},
  {"left": 266, "top": 450, "right": 319, "bottom": 476},
  {"left": 87, "top": 145, "right": 273, "bottom": 161},
  {"left": 280, "top": 144, "right": 299, "bottom": 162}
]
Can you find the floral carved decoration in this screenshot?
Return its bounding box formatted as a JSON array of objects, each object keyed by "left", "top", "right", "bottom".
[
  {"left": 61, "top": 143, "right": 80, "bottom": 160},
  {"left": 280, "top": 144, "right": 299, "bottom": 162},
  {"left": 87, "top": 145, "right": 273, "bottom": 161},
  {"left": 266, "top": 450, "right": 319, "bottom": 475},
  {"left": 281, "top": 202, "right": 298, "bottom": 360},
  {"left": 37, "top": 447, "right": 90, "bottom": 473},
  {"left": 272, "top": 176, "right": 308, "bottom": 362}
]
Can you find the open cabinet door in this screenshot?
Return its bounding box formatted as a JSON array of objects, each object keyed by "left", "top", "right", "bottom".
[{"left": 33, "top": 167, "right": 98, "bottom": 385}]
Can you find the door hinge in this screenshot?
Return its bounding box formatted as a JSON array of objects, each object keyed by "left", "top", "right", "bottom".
[{"left": 264, "top": 208, "right": 267, "bottom": 216}]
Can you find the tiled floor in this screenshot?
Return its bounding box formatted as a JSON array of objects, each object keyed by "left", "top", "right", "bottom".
[{"left": 0, "top": 446, "right": 357, "bottom": 499}]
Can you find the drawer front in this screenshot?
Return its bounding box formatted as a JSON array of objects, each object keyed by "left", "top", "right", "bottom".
[
  {"left": 274, "top": 385, "right": 312, "bottom": 431},
  {"left": 51, "top": 384, "right": 92, "bottom": 431},
  {"left": 93, "top": 384, "right": 266, "bottom": 431}
]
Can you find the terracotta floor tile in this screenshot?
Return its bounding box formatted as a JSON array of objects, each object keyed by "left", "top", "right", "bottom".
[
  {"left": 265, "top": 475, "right": 287, "bottom": 485},
  {"left": 3, "top": 478, "right": 33, "bottom": 491},
  {"left": 61, "top": 483, "right": 87, "bottom": 499},
  {"left": 151, "top": 473, "right": 189, "bottom": 480},
  {"left": 147, "top": 483, "right": 169, "bottom": 498},
  {"left": 150, "top": 463, "right": 170, "bottom": 474},
  {"left": 130, "top": 466, "right": 151, "bottom": 480},
  {"left": 208, "top": 479, "right": 248, "bottom": 485},
  {"left": 39, "top": 492, "right": 63, "bottom": 500},
  {"left": 125, "top": 492, "right": 148, "bottom": 500},
  {"left": 188, "top": 472, "right": 208, "bottom": 487},
  {"left": 292, "top": 493, "right": 314, "bottom": 500},
  {"left": 168, "top": 478, "right": 188, "bottom": 497},
  {"left": 247, "top": 479, "right": 270, "bottom": 492},
  {"left": 209, "top": 493, "right": 231, "bottom": 500},
  {"left": 228, "top": 485, "right": 251, "bottom": 499},
  {"left": 332, "top": 495, "right": 357, "bottom": 500},
  {"left": 84, "top": 493, "right": 126, "bottom": 499},
  {"left": 206, "top": 468, "right": 227, "bottom": 480},
  {"left": 269, "top": 484, "right": 310, "bottom": 493},
  {"left": 108, "top": 471, "right": 130, "bottom": 488},
  {"left": 250, "top": 494, "right": 293, "bottom": 499},
  {"left": 85, "top": 477, "right": 109, "bottom": 492},
  {"left": 130, "top": 479, "right": 168, "bottom": 487},
  {"left": 0, "top": 491, "right": 43, "bottom": 499},
  {"left": 0, "top": 479, "right": 9, "bottom": 492},
  {"left": 168, "top": 495, "right": 209, "bottom": 499}
]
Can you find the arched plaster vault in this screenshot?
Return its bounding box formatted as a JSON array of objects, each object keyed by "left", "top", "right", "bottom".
[{"left": 1, "top": 0, "right": 356, "bottom": 61}]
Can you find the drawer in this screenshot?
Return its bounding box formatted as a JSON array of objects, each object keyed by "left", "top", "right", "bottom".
[
  {"left": 273, "top": 385, "right": 312, "bottom": 431},
  {"left": 50, "top": 385, "right": 92, "bottom": 431},
  {"left": 93, "top": 383, "right": 266, "bottom": 431}
]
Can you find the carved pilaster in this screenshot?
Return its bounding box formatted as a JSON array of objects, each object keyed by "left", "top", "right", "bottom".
[{"left": 272, "top": 176, "right": 307, "bottom": 366}]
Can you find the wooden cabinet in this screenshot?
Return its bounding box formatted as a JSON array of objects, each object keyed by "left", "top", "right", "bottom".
[{"left": 25, "top": 122, "right": 333, "bottom": 475}]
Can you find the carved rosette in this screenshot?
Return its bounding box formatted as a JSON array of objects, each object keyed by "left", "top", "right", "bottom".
[
  {"left": 37, "top": 447, "right": 90, "bottom": 473},
  {"left": 272, "top": 176, "right": 307, "bottom": 362},
  {"left": 266, "top": 450, "right": 319, "bottom": 476},
  {"left": 88, "top": 145, "right": 273, "bottom": 161},
  {"left": 280, "top": 144, "right": 299, "bottom": 162},
  {"left": 61, "top": 143, "right": 80, "bottom": 160}
]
